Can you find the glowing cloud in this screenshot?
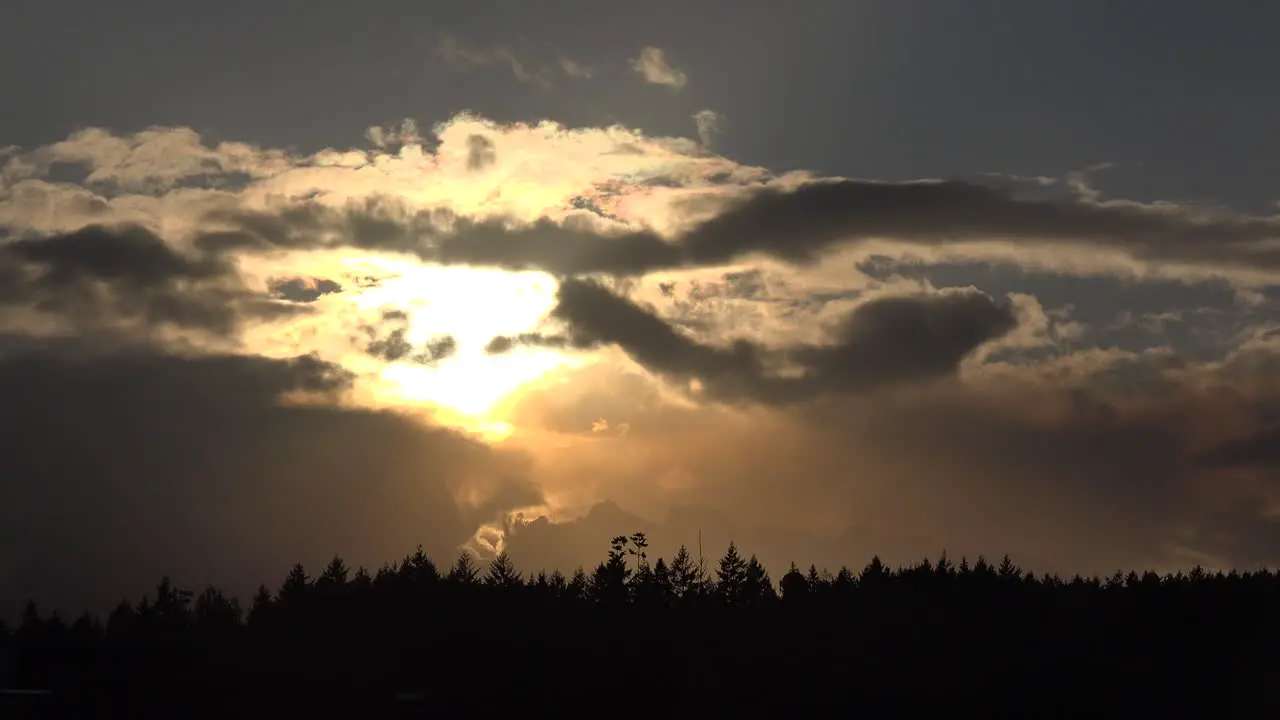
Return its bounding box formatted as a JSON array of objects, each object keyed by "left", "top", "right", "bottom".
[{"left": 631, "top": 46, "right": 688, "bottom": 89}]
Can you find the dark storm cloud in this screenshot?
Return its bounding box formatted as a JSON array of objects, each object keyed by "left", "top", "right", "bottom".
[
  {"left": 5, "top": 224, "right": 226, "bottom": 284},
  {"left": 1198, "top": 429, "right": 1280, "bottom": 468},
  {"left": 495, "top": 278, "right": 1017, "bottom": 405},
  {"left": 788, "top": 375, "right": 1280, "bottom": 575},
  {"left": 785, "top": 292, "right": 1020, "bottom": 392},
  {"left": 266, "top": 276, "right": 344, "bottom": 303},
  {"left": 195, "top": 180, "right": 1280, "bottom": 278},
  {"left": 0, "top": 341, "right": 540, "bottom": 617},
  {"left": 0, "top": 224, "right": 307, "bottom": 334},
  {"left": 503, "top": 346, "right": 1280, "bottom": 578}
]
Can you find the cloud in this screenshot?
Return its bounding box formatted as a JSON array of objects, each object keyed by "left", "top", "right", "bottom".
[
  {"left": 1199, "top": 428, "right": 1280, "bottom": 468},
  {"left": 460, "top": 179, "right": 1280, "bottom": 280},
  {"left": 3, "top": 111, "right": 1280, "bottom": 604},
  {"left": 630, "top": 46, "right": 688, "bottom": 89},
  {"left": 434, "top": 33, "right": 546, "bottom": 88},
  {"left": 499, "top": 337, "right": 1280, "bottom": 578},
  {"left": 154, "top": 152, "right": 1280, "bottom": 284},
  {"left": 267, "top": 276, "right": 344, "bottom": 303},
  {"left": 484, "top": 331, "right": 589, "bottom": 355},
  {"left": 366, "top": 327, "right": 458, "bottom": 365},
  {"left": 558, "top": 57, "right": 595, "bottom": 79},
  {"left": 365, "top": 119, "right": 423, "bottom": 151},
  {"left": 517, "top": 278, "right": 1018, "bottom": 405},
  {"left": 0, "top": 340, "right": 541, "bottom": 615},
  {"left": 366, "top": 326, "right": 417, "bottom": 362},
  {"left": 360, "top": 309, "right": 459, "bottom": 365},
  {"left": 7, "top": 115, "right": 1279, "bottom": 292},
  {"left": 0, "top": 223, "right": 305, "bottom": 338},
  {"left": 692, "top": 110, "right": 725, "bottom": 147},
  {"left": 466, "top": 134, "right": 497, "bottom": 171},
  {"left": 432, "top": 33, "right": 593, "bottom": 89},
  {"left": 1, "top": 126, "right": 285, "bottom": 194},
  {"left": 177, "top": 170, "right": 1280, "bottom": 287}
]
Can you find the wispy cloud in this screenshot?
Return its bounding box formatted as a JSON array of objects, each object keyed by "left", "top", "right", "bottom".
[
  {"left": 630, "top": 46, "right": 688, "bottom": 89},
  {"left": 432, "top": 33, "right": 593, "bottom": 89},
  {"left": 558, "top": 56, "right": 595, "bottom": 79},
  {"left": 692, "top": 109, "right": 725, "bottom": 147}
]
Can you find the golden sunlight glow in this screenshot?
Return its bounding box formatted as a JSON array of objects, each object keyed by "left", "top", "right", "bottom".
[
  {"left": 348, "top": 258, "right": 581, "bottom": 432},
  {"left": 381, "top": 351, "right": 571, "bottom": 420}
]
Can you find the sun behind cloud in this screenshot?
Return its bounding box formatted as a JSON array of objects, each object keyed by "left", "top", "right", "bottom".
[
  {"left": 349, "top": 259, "right": 580, "bottom": 436},
  {"left": 7, "top": 105, "right": 1280, "bottom": 585}
]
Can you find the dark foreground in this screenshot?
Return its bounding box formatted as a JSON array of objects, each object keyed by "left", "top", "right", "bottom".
[{"left": 4, "top": 537, "right": 1279, "bottom": 716}]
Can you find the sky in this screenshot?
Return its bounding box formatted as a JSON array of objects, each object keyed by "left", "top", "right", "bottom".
[{"left": 3, "top": 0, "right": 1280, "bottom": 614}]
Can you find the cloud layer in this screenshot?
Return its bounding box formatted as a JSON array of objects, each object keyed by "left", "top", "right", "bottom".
[{"left": 2, "top": 111, "right": 1280, "bottom": 614}]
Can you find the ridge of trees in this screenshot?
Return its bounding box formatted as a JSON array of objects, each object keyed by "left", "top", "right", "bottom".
[{"left": 4, "top": 532, "right": 1279, "bottom": 715}]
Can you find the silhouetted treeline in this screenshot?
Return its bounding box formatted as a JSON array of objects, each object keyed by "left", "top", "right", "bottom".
[{"left": 4, "top": 533, "right": 1280, "bottom": 716}]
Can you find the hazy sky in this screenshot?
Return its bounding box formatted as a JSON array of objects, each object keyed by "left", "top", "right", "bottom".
[{"left": 3, "top": 1, "right": 1280, "bottom": 614}]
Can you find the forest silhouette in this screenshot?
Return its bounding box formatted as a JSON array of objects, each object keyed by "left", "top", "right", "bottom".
[{"left": 3, "top": 532, "right": 1279, "bottom": 716}]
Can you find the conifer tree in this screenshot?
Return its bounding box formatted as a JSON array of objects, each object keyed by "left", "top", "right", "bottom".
[
  {"left": 566, "top": 567, "right": 589, "bottom": 602},
  {"left": 805, "top": 564, "right": 827, "bottom": 594},
  {"left": 247, "top": 585, "right": 274, "bottom": 627},
  {"left": 997, "top": 555, "right": 1021, "bottom": 582},
  {"left": 548, "top": 569, "right": 568, "bottom": 595},
  {"left": 278, "top": 563, "right": 311, "bottom": 609},
  {"left": 743, "top": 555, "right": 777, "bottom": 604},
  {"left": 352, "top": 567, "right": 373, "bottom": 589},
  {"left": 403, "top": 545, "right": 439, "bottom": 586},
  {"left": 781, "top": 562, "right": 809, "bottom": 601},
  {"left": 592, "top": 536, "right": 633, "bottom": 605},
  {"left": 447, "top": 552, "right": 480, "bottom": 585},
  {"left": 861, "top": 556, "right": 888, "bottom": 583},
  {"left": 319, "top": 556, "right": 349, "bottom": 587},
  {"left": 833, "top": 566, "right": 855, "bottom": 592},
  {"left": 651, "top": 557, "right": 674, "bottom": 604},
  {"left": 716, "top": 542, "right": 748, "bottom": 604},
  {"left": 484, "top": 552, "right": 523, "bottom": 590},
  {"left": 669, "top": 545, "right": 701, "bottom": 600}
]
